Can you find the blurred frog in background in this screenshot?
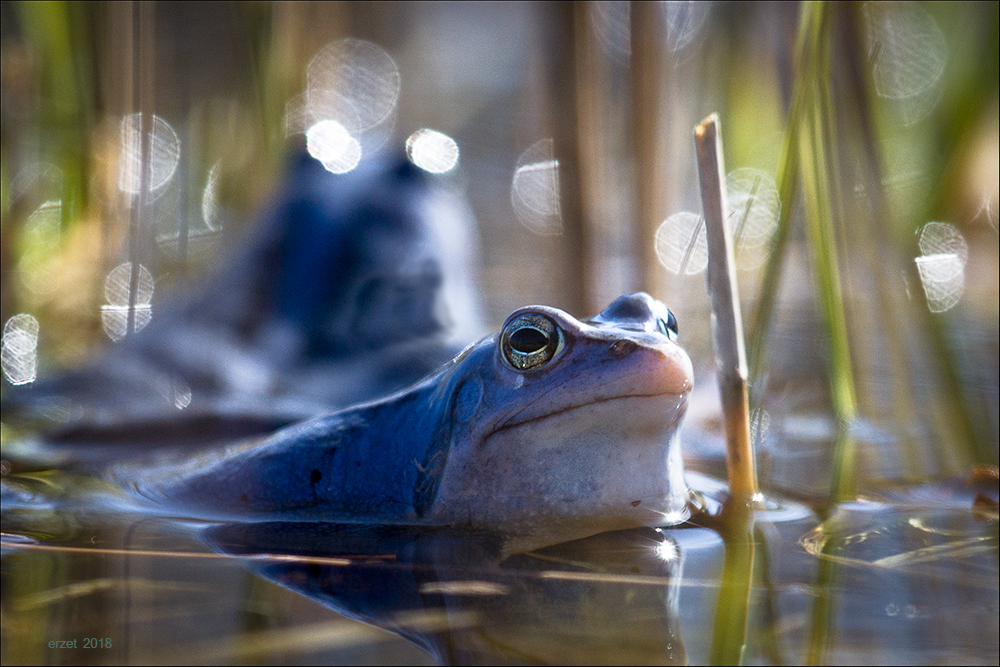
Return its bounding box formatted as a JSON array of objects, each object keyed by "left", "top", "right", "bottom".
[{"left": 3, "top": 150, "right": 484, "bottom": 449}]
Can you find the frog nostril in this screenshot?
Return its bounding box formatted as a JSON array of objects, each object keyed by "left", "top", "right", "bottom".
[{"left": 609, "top": 339, "right": 638, "bottom": 358}]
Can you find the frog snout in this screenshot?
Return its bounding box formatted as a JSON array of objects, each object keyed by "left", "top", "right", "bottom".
[{"left": 597, "top": 336, "right": 693, "bottom": 397}]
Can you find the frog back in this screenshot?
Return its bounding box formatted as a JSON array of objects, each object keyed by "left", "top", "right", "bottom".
[{"left": 114, "top": 383, "right": 447, "bottom": 522}]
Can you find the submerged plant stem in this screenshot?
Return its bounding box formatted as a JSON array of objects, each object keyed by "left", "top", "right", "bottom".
[
  {"left": 709, "top": 506, "right": 756, "bottom": 666},
  {"left": 805, "top": 537, "right": 839, "bottom": 665}
]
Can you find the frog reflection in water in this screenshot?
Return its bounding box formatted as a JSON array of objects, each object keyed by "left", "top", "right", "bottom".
[{"left": 122, "top": 292, "right": 693, "bottom": 540}]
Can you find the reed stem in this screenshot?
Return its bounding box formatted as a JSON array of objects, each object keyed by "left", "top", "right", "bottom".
[
  {"left": 796, "top": 2, "right": 858, "bottom": 501},
  {"left": 746, "top": 5, "right": 810, "bottom": 401},
  {"left": 695, "top": 114, "right": 759, "bottom": 504}
]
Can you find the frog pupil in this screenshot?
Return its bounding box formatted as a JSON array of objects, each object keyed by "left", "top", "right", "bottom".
[
  {"left": 500, "top": 312, "right": 562, "bottom": 371},
  {"left": 509, "top": 326, "right": 548, "bottom": 353}
]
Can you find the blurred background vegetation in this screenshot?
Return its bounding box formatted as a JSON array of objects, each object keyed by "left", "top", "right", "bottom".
[{"left": 1, "top": 1, "right": 997, "bottom": 496}]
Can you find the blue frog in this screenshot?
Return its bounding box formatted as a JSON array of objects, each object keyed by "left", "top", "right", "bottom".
[
  {"left": 5, "top": 151, "right": 483, "bottom": 448},
  {"left": 118, "top": 292, "right": 693, "bottom": 539}
]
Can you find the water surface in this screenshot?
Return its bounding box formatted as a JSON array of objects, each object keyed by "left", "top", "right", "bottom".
[{"left": 2, "top": 462, "right": 996, "bottom": 665}]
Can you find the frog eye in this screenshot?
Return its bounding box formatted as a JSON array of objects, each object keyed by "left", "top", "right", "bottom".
[
  {"left": 657, "top": 311, "right": 679, "bottom": 341},
  {"left": 500, "top": 313, "right": 563, "bottom": 371}
]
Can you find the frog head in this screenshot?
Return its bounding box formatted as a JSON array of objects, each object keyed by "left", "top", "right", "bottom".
[{"left": 423, "top": 293, "right": 693, "bottom": 538}]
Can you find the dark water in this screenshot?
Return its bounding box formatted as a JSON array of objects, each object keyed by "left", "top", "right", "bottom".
[{"left": 1, "top": 465, "right": 996, "bottom": 666}]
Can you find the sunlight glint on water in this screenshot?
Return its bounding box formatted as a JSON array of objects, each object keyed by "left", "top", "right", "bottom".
[
  {"left": 915, "top": 222, "right": 968, "bottom": 313},
  {"left": 863, "top": 1, "right": 948, "bottom": 125},
  {"left": 406, "top": 129, "right": 459, "bottom": 174},
  {"left": 655, "top": 538, "right": 679, "bottom": 563},
  {"left": 117, "top": 113, "right": 181, "bottom": 194},
  {"left": 863, "top": 1, "right": 947, "bottom": 100},
  {"left": 726, "top": 168, "right": 780, "bottom": 270},
  {"left": 16, "top": 200, "right": 62, "bottom": 296},
  {"left": 100, "top": 262, "right": 154, "bottom": 341},
  {"left": 512, "top": 139, "right": 562, "bottom": 236},
  {"left": 306, "top": 120, "right": 363, "bottom": 174},
  {"left": 288, "top": 39, "right": 400, "bottom": 167},
  {"left": 655, "top": 169, "right": 779, "bottom": 275},
  {"left": 655, "top": 211, "right": 706, "bottom": 275},
  {"left": 1, "top": 314, "right": 40, "bottom": 385},
  {"left": 306, "top": 39, "right": 401, "bottom": 135}
]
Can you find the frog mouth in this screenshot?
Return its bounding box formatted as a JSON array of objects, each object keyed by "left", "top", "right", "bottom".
[{"left": 490, "top": 389, "right": 688, "bottom": 436}]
